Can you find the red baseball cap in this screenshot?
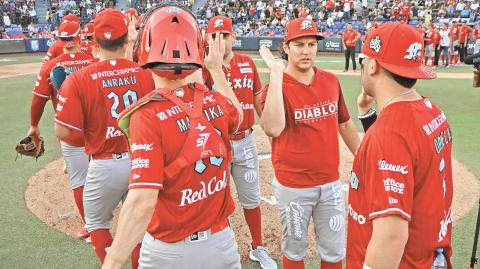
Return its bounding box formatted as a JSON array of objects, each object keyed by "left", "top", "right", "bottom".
[
  {"left": 57, "top": 21, "right": 81, "bottom": 47},
  {"left": 206, "top": 16, "right": 233, "bottom": 34},
  {"left": 94, "top": 8, "right": 129, "bottom": 41},
  {"left": 362, "top": 22, "right": 436, "bottom": 80},
  {"left": 284, "top": 18, "right": 323, "bottom": 43},
  {"left": 62, "top": 14, "right": 80, "bottom": 24},
  {"left": 83, "top": 22, "right": 94, "bottom": 37}
]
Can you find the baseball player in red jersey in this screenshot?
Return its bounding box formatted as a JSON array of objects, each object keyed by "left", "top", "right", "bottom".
[
  {"left": 425, "top": 24, "right": 439, "bottom": 66},
  {"left": 80, "top": 22, "right": 97, "bottom": 57},
  {"left": 347, "top": 22, "right": 453, "bottom": 269},
  {"left": 100, "top": 5, "right": 244, "bottom": 269},
  {"left": 29, "top": 20, "right": 96, "bottom": 240},
  {"left": 450, "top": 22, "right": 460, "bottom": 64},
  {"left": 203, "top": 15, "right": 277, "bottom": 269},
  {"left": 259, "top": 18, "right": 361, "bottom": 269},
  {"left": 342, "top": 22, "right": 360, "bottom": 72},
  {"left": 44, "top": 14, "right": 81, "bottom": 62},
  {"left": 54, "top": 9, "right": 155, "bottom": 267}
]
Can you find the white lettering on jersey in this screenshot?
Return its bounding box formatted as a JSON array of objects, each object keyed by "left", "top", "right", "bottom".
[
  {"left": 131, "top": 158, "right": 150, "bottom": 169},
  {"left": 383, "top": 178, "right": 405, "bottom": 194},
  {"left": 179, "top": 170, "right": 228, "bottom": 207},
  {"left": 422, "top": 112, "right": 447, "bottom": 136},
  {"left": 348, "top": 204, "right": 366, "bottom": 225},
  {"left": 377, "top": 160, "right": 409, "bottom": 174},
  {"left": 196, "top": 133, "right": 211, "bottom": 149},
  {"left": 106, "top": 126, "right": 124, "bottom": 138},
  {"left": 131, "top": 143, "right": 153, "bottom": 153},
  {"left": 438, "top": 207, "right": 452, "bottom": 242},
  {"left": 293, "top": 101, "right": 338, "bottom": 122}
]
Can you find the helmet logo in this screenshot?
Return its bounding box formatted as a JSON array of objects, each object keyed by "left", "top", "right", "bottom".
[
  {"left": 104, "top": 32, "right": 112, "bottom": 40},
  {"left": 404, "top": 42, "right": 422, "bottom": 61},
  {"left": 214, "top": 19, "right": 224, "bottom": 28},
  {"left": 300, "top": 19, "right": 312, "bottom": 30},
  {"left": 369, "top": 35, "right": 382, "bottom": 53}
]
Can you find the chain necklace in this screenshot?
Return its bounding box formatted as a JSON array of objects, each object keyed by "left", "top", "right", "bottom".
[{"left": 381, "top": 89, "right": 417, "bottom": 112}]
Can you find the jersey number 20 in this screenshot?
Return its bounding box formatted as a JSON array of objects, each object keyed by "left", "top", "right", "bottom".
[{"left": 107, "top": 90, "right": 138, "bottom": 119}]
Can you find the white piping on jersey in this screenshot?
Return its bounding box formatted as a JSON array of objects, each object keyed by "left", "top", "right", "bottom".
[
  {"left": 33, "top": 91, "right": 50, "bottom": 99},
  {"left": 369, "top": 207, "right": 411, "bottom": 220},
  {"left": 129, "top": 182, "right": 164, "bottom": 188},
  {"left": 54, "top": 119, "right": 82, "bottom": 131}
]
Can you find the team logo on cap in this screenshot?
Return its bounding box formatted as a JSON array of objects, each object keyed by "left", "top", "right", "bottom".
[
  {"left": 300, "top": 19, "right": 313, "bottom": 30},
  {"left": 214, "top": 19, "right": 224, "bottom": 28},
  {"left": 404, "top": 42, "right": 422, "bottom": 61},
  {"left": 104, "top": 32, "right": 112, "bottom": 40},
  {"left": 369, "top": 36, "right": 382, "bottom": 53},
  {"left": 61, "top": 31, "right": 68, "bottom": 36}
]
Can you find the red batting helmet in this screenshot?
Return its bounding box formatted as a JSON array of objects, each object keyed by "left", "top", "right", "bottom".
[{"left": 135, "top": 4, "right": 203, "bottom": 80}]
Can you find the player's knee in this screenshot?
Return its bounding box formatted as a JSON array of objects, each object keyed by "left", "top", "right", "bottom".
[
  {"left": 239, "top": 196, "right": 261, "bottom": 209},
  {"left": 282, "top": 245, "right": 308, "bottom": 261},
  {"left": 317, "top": 241, "right": 345, "bottom": 263}
]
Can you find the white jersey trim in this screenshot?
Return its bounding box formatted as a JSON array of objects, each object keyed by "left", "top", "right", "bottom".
[
  {"left": 129, "top": 182, "right": 164, "bottom": 188},
  {"left": 33, "top": 91, "right": 50, "bottom": 99},
  {"left": 369, "top": 208, "right": 411, "bottom": 220},
  {"left": 54, "top": 119, "right": 82, "bottom": 131}
]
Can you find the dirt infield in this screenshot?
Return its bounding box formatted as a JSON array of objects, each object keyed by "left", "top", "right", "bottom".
[{"left": 25, "top": 125, "right": 480, "bottom": 261}]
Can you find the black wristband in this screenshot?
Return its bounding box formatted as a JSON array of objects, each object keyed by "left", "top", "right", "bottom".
[{"left": 358, "top": 108, "right": 377, "bottom": 132}]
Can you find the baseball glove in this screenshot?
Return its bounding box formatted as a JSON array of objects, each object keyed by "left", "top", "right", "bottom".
[{"left": 15, "top": 135, "right": 45, "bottom": 159}]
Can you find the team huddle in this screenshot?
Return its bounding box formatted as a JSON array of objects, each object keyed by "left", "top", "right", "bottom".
[{"left": 26, "top": 3, "right": 453, "bottom": 269}]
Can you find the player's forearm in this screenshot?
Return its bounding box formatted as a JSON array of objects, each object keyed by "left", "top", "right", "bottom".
[
  {"left": 209, "top": 68, "right": 244, "bottom": 121},
  {"left": 30, "top": 95, "right": 47, "bottom": 127},
  {"left": 124, "top": 42, "right": 134, "bottom": 61},
  {"left": 103, "top": 188, "right": 158, "bottom": 268},
  {"left": 339, "top": 119, "right": 360, "bottom": 155},
  {"left": 364, "top": 216, "right": 408, "bottom": 269},
  {"left": 260, "top": 70, "right": 285, "bottom": 137}
]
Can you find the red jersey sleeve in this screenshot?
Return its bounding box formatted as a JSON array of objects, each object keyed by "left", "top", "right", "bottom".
[
  {"left": 364, "top": 131, "right": 414, "bottom": 222},
  {"left": 337, "top": 84, "right": 350, "bottom": 123},
  {"left": 128, "top": 108, "right": 165, "bottom": 190},
  {"left": 33, "top": 62, "right": 53, "bottom": 99},
  {"left": 54, "top": 75, "right": 84, "bottom": 131},
  {"left": 202, "top": 68, "right": 214, "bottom": 90},
  {"left": 252, "top": 60, "right": 263, "bottom": 96}
]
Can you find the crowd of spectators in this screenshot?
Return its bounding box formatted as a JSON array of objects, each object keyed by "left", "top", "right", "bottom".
[
  {"left": 2, "top": 0, "right": 480, "bottom": 39},
  {"left": 47, "top": 0, "right": 116, "bottom": 27},
  {"left": 1, "top": 0, "right": 40, "bottom": 37},
  {"left": 196, "top": 0, "right": 480, "bottom": 37}
]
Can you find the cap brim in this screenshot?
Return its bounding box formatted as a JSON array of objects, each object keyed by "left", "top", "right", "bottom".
[
  {"left": 378, "top": 60, "right": 437, "bottom": 80},
  {"left": 205, "top": 29, "right": 233, "bottom": 35},
  {"left": 285, "top": 33, "right": 324, "bottom": 42}
]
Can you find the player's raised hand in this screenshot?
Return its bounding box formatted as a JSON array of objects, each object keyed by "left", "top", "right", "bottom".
[
  {"left": 259, "top": 45, "right": 285, "bottom": 72},
  {"left": 127, "top": 14, "right": 138, "bottom": 43},
  {"left": 91, "top": 46, "right": 100, "bottom": 59},
  {"left": 357, "top": 87, "right": 375, "bottom": 115},
  {"left": 204, "top": 32, "right": 225, "bottom": 72}
]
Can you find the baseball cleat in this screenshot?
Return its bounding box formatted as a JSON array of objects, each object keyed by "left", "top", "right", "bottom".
[{"left": 249, "top": 246, "right": 277, "bottom": 269}]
